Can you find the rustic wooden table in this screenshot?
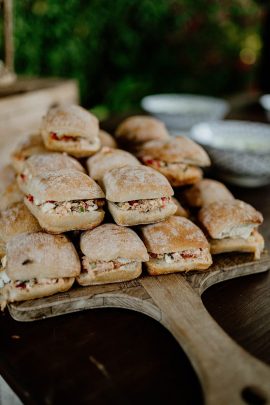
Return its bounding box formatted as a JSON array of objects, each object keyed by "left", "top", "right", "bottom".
[{"left": 0, "top": 100, "right": 269, "bottom": 405}]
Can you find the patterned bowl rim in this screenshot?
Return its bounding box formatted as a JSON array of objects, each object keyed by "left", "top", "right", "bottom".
[{"left": 190, "top": 120, "right": 270, "bottom": 155}]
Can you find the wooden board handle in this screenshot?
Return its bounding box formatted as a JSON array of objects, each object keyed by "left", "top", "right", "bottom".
[{"left": 141, "top": 275, "right": 270, "bottom": 405}]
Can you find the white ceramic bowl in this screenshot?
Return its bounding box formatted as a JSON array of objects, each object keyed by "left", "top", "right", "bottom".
[
  {"left": 259, "top": 95, "right": 270, "bottom": 121},
  {"left": 190, "top": 120, "right": 270, "bottom": 187},
  {"left": 141, "top": 94, "right": 230, "bottom": 132}
]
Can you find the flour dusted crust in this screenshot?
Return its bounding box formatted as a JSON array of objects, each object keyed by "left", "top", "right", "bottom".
[
  {"left": 137, "top": 136, "right": 211, "bottom": 166},
  {"left": 185, "top": 179, "right": 234, "bottom": 207},
  {"left": 99, "top": 130, "right": 117, "bottom": 148},
  {"left": 141, "top": 216, "right": 210, "bottom": 254},
  {"left": 5, "top": 232, "right": 81, "bottom": 280},
  {"left": 11, "top": 133, "right": 48, "bottom": 172},
  {"left": 210, "top": 230, "right": 264, "bottom": 260},
  {"left": 108, "top": 200, "right": 177, "bottom": 226},
  {"left": 17, "top": 153, "right": 86, "bottom": 195},
  {"left": 26, "top": 169, "right": 104, "bottom": 202},
  {"left": 22, "top": 153, "right": 85, "bottom": 175},
  {"left": 80, "top": 224, "right": 149, "bottom": 261},
  {"left": 103, "top": 165, "right": 174, "bottom": 202},
  {"left": 87, "top": 148, "right": 140, "bottom": 182},
  {"left": 115, "top": 115, "right": 170, "bottom": 148},
  {"left": 0, "top": 202, "right": 41, "bottom": 242},
  {"left": 41, "top": 104, "right": 99, "bottom": 140},
  {"left": 24, "top": 197, "right": 105, "bottom": 234},
  {"left": 76, "top": 261, "right": 142, "bottom": 286},
  {"left": 0, "top": 277, "right": 74, "bottom": 310},
  {"left": 198, "top": 200, "right": 263, "bottom": 239},
  {"left": 172, "top": 197, "right": 189, "bottom": 218},
  {"left": 41, "top": 105, "right": 100, "bottom": 157},
  {"left": 0, "top": 181, "right": 23, "bottom": 211}
]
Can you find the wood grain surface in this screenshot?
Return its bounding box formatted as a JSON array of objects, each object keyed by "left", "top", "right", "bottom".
[
  {"left": 0, "top": 102, "right": 270, "bottom": 405},
  {"left": 7, "top": 253, "right": 270, "bottom": 404}
]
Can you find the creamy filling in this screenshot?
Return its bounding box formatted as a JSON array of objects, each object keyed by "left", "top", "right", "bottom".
[
  {"left": 115, "top": 197, "right": 171, "bottom": 212},
  {"left": 0, "top": 256, "right": 59, "bottom": 290},
  {"left": 82, "top": 256, "right": 134, "bottom": 275},
  {"left": 219, "top": 224, "right": 256, "bottom": 240},
  {"left": 141, "top": 156, "right": 189, "bottom": 171},
  {"left": 50, "top": 132, "right": 98, "bottom": 148},
  {"left": 149, "top": 248, "right": 203, "bottom": 263},
  {"left": 26, "top": 195, "right": 104, "bottom": 214},
  {"left": 13, "top": 278, "right": 59, "bottom": 289}
]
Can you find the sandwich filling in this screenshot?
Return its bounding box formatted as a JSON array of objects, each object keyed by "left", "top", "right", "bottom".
[
  {"left": 141, "top": 156, "right": 190, "bottom": 172},
  {"left": 114, "top": 197, "right": 171, "bottom": 212},
  {"left": 149, "top": 248, "right": 207, "bottom": 264},
  {"left": 82, "top": 257, "right": 135, "bottom": 275},
  {"left": 216, "top": 224, "right": 256, "bottom": 240},
  {"left": 50, "top": 132, "right": 98, "bottom": 148},
  {"left": 26, "top": 195, "right": 105, "bottom": 214},
  {"left": 0, "top": 256, "right": 60, "bottom": 290}
]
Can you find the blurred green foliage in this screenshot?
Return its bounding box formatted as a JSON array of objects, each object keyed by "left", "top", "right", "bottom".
[{"left": 0, "top": 0, "right": 262, "bottom": 112}]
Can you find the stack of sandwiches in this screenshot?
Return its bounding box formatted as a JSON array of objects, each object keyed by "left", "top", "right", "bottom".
[{"left": 0, "top": 107, "right": 265, "bottom": 310}]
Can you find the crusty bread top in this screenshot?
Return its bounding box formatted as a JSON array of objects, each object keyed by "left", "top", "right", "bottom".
[
  {"left": 0, "top": 202, "right": 41, "bottom": 242},
  {"left": 99, "top": 130, "right": 117, "bottom": 148},
  {"left": 11, "top": 133, "right": 47, "bottom": 162},
  {"left": 103, "top": 165, "right": 174, "bottom": 202},
  {"left": 141, "top": 216, "right": 209, "bottom": 254},
  {"left": 185, "top": 179, "right": 234, "bottom": 207},
  {"left": 115, "top": 115, "right": 170, "bottom": 145},
  {"left": 198, "top": 199, "right": 263, "bottom": 239},
  {"left": 41, "top": 104, "right": 99, "bottom": 140},
  {"left": 87, "top": 148, "right": 140, "bottom": 181},
  {"left": 137, "top": 136, "right": 210, "bottom": 166},
  {"left": 22, "top": 153, "right": 85, "bottom": 175},
  {"left": 6, "top": 232, "right": 80, "bottom": 280},
  {"left": 81, "top": 223, "right": 149, "bottom": 261},
  {"left": 27, "top": 169, "right": 104, "bottom": 202},
  {"left": 0, "top": 164, "right": 16, "bottom": 194}
]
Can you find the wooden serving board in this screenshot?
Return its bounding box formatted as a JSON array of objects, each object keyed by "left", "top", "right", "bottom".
[{"left": 8, "top": 252, "right": 270, "bottom": 405}]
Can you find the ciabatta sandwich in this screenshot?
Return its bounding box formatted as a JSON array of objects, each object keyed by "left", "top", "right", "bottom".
[
  {"left": 24, "top": 169, "right": 105, "bottom": 233},
  {"left": 141, "top": 216, "right": 212, "bottom": 275},
  {"left": 77, "top": 224, "right": 149, "bottom": 286},
  {"left": 198, "top": 200, "right": 264, "bottom": 259},
  {"left": 41, "top": 105, "right": 100, "bottom": 157},
  {"left": 103, "top": 165, "right": 176, "bottom": 226},
  {"left": 0, "top": 232, "right": 80, "bottom": 310},
  {"left": 184, "top": 179, "right": 234, "bottom": 208},
  {"left": 137, "top": 136, "right": 210, "bottom": 186}
]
